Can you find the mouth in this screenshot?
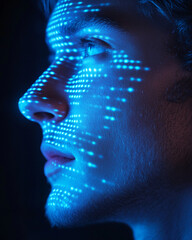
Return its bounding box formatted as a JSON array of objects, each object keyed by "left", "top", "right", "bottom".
[{"left": 41, "top": 143, "right": 75, "bottom": 179}]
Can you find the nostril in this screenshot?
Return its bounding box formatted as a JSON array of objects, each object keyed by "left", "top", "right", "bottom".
[{"left": 33, "top": 112, "right": 55, "bottom": 121}]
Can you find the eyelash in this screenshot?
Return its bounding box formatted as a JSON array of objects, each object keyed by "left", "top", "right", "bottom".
[{"left": 80, "top": 38, "right": 111, "bottom": 58}]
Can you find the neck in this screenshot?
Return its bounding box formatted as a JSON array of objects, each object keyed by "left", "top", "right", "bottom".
[{"left": 126, "top": 187, "right": 192, "bottom": 240}]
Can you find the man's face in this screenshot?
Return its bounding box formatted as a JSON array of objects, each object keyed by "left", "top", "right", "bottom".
[{"left": 19, "top": 0, "right": 191, "bottom": 227}]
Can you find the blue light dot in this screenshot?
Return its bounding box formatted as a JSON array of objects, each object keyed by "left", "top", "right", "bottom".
[
  {"left": 87, "top": 151, "right": 94, "bottom": 156},
  {"left": 144, "top": 67, "right": 150, "bottom": 71},
  {"left": 87, "top": 162, "right": 97, "bottom": 168},
  {"left": 128, "top": 87, "right": 134, "bottom": 92},
  {"left": 135, "top": 66, "right": 141, "bottom": 70}
]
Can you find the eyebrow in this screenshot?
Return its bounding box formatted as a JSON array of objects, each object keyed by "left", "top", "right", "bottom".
[
  {"left": 46, "top": 6, "right": 131, "bottom": 41},
  {"left": 60, "top": 15, "right": 117, "bottom": 36}
]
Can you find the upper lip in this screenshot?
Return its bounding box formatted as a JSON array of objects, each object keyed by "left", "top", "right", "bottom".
[{"left": 41, "top": 143, "right": 75, "bottom": 163}]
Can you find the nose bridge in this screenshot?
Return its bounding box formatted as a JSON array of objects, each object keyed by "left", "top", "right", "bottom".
[{"left": 18, "top": 62, "right": 73, "bottom": 124}]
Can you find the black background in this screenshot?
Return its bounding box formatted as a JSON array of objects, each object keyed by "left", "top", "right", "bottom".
[{"left": 1, "top": 0, "right": 133, "bottom": 239}]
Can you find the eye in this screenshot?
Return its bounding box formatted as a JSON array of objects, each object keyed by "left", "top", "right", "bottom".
[{"left": 80, "top": 38, "right": 112, "bottom": 58}]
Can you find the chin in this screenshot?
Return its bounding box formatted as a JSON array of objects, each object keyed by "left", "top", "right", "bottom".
[
  {"left": 45, "top": 203, "right": 83, "bottom": 228},
  {"left": 44, "top": 186, "right": 122, "bottom": 228},
  {"left": 44, "top": 189, "right": 105, "bottom": 228},
  {"left": 44, "top": 178, "right": 133, "bottom": 228},
  {"left": 44, "top": 200, "right": 109, "bottom": 228}
]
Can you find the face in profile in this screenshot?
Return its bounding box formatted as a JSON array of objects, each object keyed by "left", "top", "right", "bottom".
[{"left": 18, "top": 0, "right": 192, "bottom": 229}]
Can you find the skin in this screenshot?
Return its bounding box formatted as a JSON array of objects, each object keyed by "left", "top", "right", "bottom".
[{"left": 19, "top": 0, "right": 192, "bottom": 239}]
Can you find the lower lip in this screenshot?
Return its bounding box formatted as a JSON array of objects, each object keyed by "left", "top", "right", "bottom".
[
  {"left": 44, "top": 159, "right": 73, "bottom": 178},
  {"left": 44, "top": 160, "right": 61, "bottom": 178},
  {"left": 44, "top": 160, "right": 73, "bottom": 178}
]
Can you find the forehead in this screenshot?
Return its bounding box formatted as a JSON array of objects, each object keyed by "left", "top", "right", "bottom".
[
  {"left": 46, "top": 0, "right": 139, "bottom": 39},
  {"left": 55, "top": 0, "right": 136, "bottom": 8},
  {"left": 53, "top": 0, "right": 137, "bottom": 16}
]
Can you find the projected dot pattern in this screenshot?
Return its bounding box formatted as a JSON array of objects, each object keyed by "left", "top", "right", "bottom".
[{"left": 19, "top": 0, "right": 151, "bottom": 214}]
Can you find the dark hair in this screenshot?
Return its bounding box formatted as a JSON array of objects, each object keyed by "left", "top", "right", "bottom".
[
  {"left": 40, "top": 0, "right": 58, "bottom": 18},
  {"left": 140, "top": 0, "right": 192, "bottom": 102},
  {"left": 141, "top": 0, "right": 192, "bottom": 72}
]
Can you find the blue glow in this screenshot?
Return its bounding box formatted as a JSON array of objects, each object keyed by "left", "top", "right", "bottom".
[
  {"left": 18, "top": 0, "right": 151, "bottom": 227},
  {"left": 87, "top": 162, "right": 97, "bottom": 168}
]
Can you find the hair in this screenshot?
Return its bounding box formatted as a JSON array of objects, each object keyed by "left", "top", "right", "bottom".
[
  {"left": 141, "top": 0, "right": 192, "bottom": 73},
  {"left": 40, "top": 0, "right": 192, "bottom": 102},
  {"left": 40, "top": 0, "right": 58, "bottom": 18}
]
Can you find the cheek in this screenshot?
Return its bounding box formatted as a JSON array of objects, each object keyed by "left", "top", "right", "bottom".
[
  {"left": 109, "top": 91, "right": 174, "bottom": 186},
  {"left": 158, "top": 102, "right": 192, "bottom": 173}
]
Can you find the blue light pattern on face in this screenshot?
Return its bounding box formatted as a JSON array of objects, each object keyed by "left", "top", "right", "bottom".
[{"left": 18, "top": 0, "right": 151, "bottom": 226}]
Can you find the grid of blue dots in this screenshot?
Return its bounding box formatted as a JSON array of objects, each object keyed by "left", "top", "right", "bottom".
[{"left": 19, "top": 0, "right": 150, "bottom": 210}]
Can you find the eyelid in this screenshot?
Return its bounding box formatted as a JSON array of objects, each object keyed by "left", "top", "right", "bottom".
[{"left": 80, "top": 37, "right": 112, "bottom": 49}]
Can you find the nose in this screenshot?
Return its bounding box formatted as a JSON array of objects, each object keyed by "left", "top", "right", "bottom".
[{"left": 18, "top": 67, "right": 70, "bottom": 124}]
